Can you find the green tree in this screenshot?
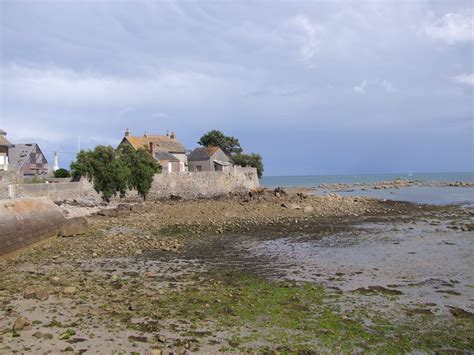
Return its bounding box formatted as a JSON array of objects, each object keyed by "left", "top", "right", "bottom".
[
  {"left": 118, "top": 144, "right": 161, "bottom": 200},
  {"left": 198, "top": 130, "right": 243, "bottom": 155},
  {"left": 71, "top": 145, "right": 131, "bottom": 202},
  {"left": 231, "top": 153, "right": 264, "bottom": 178},
  {"left": 54, "top": 168, "right": 70, "bottom": 178}
]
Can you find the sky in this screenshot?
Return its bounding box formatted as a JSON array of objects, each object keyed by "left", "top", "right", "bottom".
[{"left": 0, "top": 0, "right": 473, "bottom": 176}]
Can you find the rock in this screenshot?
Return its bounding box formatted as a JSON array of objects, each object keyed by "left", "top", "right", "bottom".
[
  {"left": 110, "top": 275, "right": 119, "bottom": 282},
  {"left": 97, "top": 209, "right": 119, "bottom": 217},
  {"left": 23, "top": 286, "right": 36, "bottom": 299},
  {"left": 281, "top": 203, "right": 290, "bottom": 209},
  {"left": 145, "top": 272, "right": 155, "bottom": 278},
  {"left": 32, "top": 331, "right": 43, "bottom": 338},
  {"left": 13, "top": 316, "right": 30, "bottom": 330},
  {"left": 63, "top": 287, "right": 77, "bottom": 296},
  {"left": 134, "top": 249, "right": 143, "bottom": 256},
  {"left": 50, "top": 276, "right": 61, "bottom": 286},
  {"left": 59, "top": 217, "right": 88, "bottom": 237},
  {"left": 461, "top": 223, "right": 474, "bottom": 232},
  {"left": 35, "top": 288, "right": 49, "bottom": 301},
  {"left": 289, "top": 203, "right": 302, "bottom": 210},
  {"left": 147, "top": 350, "right": 163, "bottom": 355},
  {"left": 303, "top": 206, "right": 314, "bottom": 213}
]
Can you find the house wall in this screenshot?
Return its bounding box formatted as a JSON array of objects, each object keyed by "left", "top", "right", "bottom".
[
  {"left": 0, "top": 147, "right": 8, "bottom": 171},
  {"left": 19, "top": 145, "right": 51, "bottom": 176},
  {"left": 188, "top": 159, "right": 212, "bottom": 172},
  {"left": 171, "top": 153, "right": 187, "bottom": 172}
]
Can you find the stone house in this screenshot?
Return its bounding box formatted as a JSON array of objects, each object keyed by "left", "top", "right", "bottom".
[
  {"left": 119, "top": 129, "right": 187, "bottom": 172},
  {"left": 154, "top": 150, "right": 181, "bottom": 173},
  {"left": 8, "top": 143, "right": 51, "bottom": 176},
  {"left": 187, "top": 146, "right": 232, "bottom": 172},
  {"left": 0, "top": 129, "right": 12, "bottom": 171}
]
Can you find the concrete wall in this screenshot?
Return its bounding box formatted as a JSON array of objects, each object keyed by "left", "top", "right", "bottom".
[
  {"left": 148, "top": 166, "right": 259, "bottom": 199},
  {"left": 0, "top": 197, "right": 65, "bottom": 256}
]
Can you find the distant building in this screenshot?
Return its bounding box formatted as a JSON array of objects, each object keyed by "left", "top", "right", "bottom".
[
  {"left": 187, "top": 146, "right": 232, "bottom": 172},
  {"left": 0, "top": 129, "right": 13, "bottom": 171},
  {"left": 119, "top": 129, "right": 187, "bottom": 172},
  {"left": 8, "top": 143, "right": 51, "bottom": 176}
]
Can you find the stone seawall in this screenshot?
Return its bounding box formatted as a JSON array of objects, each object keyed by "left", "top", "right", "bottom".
[
  {"left": 0, "top": 198, "right": 65, "bottom": 256},
  {"left": 1, "top": 168, "right": 259, "bottom": 202},
  {"left": 149, "top": 167, "right": 259, "bottom": 199},
  {"left": 7, "top": 179, "right": 101, "bottom": 203}
]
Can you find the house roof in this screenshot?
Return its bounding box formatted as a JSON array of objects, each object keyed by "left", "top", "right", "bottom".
[
  {"left": 213, "top": 160, "right": 232, "bottom": 166},
  {"left": 0, "top": 130, "right": 12, "bottom": 147},
  {"left": 123, "top": 135, "right": 186, "bottom": 153},
  {"left": 8, "top": 144, "right": 36, "bottom": 168},
  {"left": 154, "top": 150, "right": 179, "bottom": 162},
  {"left": 187, "top": 146, "right": 220, "bottom": 161}
]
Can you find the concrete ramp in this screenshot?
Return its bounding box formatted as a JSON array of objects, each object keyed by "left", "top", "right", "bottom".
[{"left": 0, "top": 197, "right": 65, "bottom": 256}]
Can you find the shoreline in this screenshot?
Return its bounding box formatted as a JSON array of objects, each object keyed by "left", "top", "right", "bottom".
[{"left": 1, "top": 188, "right": 473, "bottom": 353}]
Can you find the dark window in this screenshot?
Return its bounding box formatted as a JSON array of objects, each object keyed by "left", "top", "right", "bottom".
[{"left": 196, "top": 165, "right": 202, "bottom": 172}]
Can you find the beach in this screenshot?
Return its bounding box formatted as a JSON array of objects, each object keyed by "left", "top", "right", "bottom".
[{"left": 1, "top": 184, "right": 473, "bottom": 353}]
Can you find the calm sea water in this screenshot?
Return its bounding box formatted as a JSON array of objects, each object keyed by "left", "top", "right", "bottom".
[
  {"left": 260, "top": 172, "right": 474, "bottom": 188},
  {"left": 260, "top": 172, "right": 474, "bottom": 206}
]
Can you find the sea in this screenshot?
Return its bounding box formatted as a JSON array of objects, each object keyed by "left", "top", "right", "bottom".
[{"left": 260, "top": 172, "right": 474, "bottom": 207}]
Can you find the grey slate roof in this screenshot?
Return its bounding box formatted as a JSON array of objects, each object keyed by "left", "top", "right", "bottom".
[
  {"left": 187, "top": 146, "right": 220, "bottom": 161},
  {"left": 154, "top": 150, "right": 179, "bottom": 162},
  {"left": 8, "top": 144, "right": 36, "bottom": 168},
  {"left": 0, "top": 130, "right": 12, "bottom": 147}
]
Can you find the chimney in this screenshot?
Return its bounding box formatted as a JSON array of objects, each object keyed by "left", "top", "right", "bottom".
[
  {"left": 170, "top": 132, "right": 176, "bottom": 140},
  {"left": 149, "top": 142, "right": 155, "bottom": 152},
  {"left": 125, "top": 128, "right": 131, "bottom": 137},
  {"left": 0, "top": 129, "right": 6, "bottom": 139},
  {"left": 53, "top": 152, "right": 59, "bottom": 172}
]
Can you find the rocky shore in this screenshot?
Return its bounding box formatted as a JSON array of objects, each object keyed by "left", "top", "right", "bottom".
[
  {"left": 318, "top": 178, "right": 474, "bottom": 191},
  {"left": 1, "top": 188, "right": 473, "bottom": 353}
]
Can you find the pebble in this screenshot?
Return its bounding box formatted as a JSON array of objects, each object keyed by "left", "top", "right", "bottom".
[
  {"left": 50, "top": 276, "right": 61, "bottom": 286},
  {"left": 63, "top": 286, "right": 77, "bottom": 295},
  {"left": 23, "top": 286, "right": 36, "bottom": 299},
  {"left": 13, "top": 316, "right": 30, "bottom": 330},
  {"left": 35, "top": 288, "right": 49, "bottom": 301}
]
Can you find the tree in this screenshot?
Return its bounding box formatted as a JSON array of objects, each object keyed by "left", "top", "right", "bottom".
[
  {"left": 71, "top": 146, "right": 131, "bottom": 202},
  {"left": 54, "top": 168, "right": 70, "bottom": 178},
  {"left": 71, "top": 145, "right": 161, "bottom": 202},
  {"left": 198, "top": 130, "right": 243, "bottom": 155},
  {"left": 118, "top": 144, "right": 161, "bottom": 200},
  {"left": 231, "top": 153, "right": 264, "bottom": 178}
]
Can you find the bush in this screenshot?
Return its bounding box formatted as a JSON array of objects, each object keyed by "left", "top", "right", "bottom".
[{"left": 54, "top": 168, "right": 70, "bottom": 178}]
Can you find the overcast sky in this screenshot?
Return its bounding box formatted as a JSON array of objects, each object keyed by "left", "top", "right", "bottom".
[{"left": 0, "top": 0, "right": 473, "bottom": 176}]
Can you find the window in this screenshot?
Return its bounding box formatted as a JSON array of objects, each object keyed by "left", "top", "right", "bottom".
[{"left": 196, "top": 165, "right": 202, "bottom": 172}]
